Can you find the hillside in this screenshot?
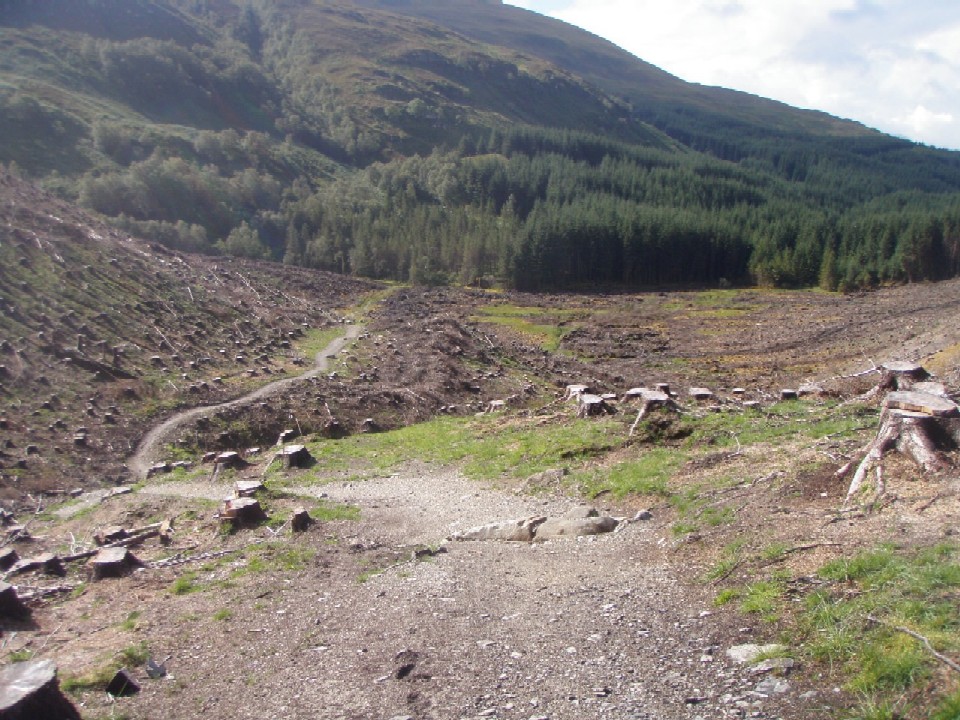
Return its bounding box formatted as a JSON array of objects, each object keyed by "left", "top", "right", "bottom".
[{"left": 1, "top": 0, "right": 960, "bottom": 290}]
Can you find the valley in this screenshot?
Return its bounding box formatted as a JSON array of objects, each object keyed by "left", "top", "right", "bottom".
[{"left": 1, "top": 172, "right": 959, "bottom": 719}]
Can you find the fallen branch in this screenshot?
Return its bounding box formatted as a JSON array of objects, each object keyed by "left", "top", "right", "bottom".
[{"left": 867, "top": 615, "right": 960, "bottom": 675}]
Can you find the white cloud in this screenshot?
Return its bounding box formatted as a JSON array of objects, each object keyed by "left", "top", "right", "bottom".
[{"left": 505, "top": 0, "right": 960, "bottom": 150}]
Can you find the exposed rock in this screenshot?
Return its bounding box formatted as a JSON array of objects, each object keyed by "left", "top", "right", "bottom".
[
  {"left": 452, "top": 516, "right": 547, "bottom": 542},
  {"left": 726, "top": 643, "right": 786, "bottom": 664},
  {"left": 535, "top": 514, "right": 619, "bottom": 540},
  {"left": 0, "top": 660, "right": 80, "bottom": 720}
]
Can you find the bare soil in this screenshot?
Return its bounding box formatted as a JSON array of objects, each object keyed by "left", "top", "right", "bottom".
[{"left": 2, "top": 173, "right": 960, "bottom": 719}]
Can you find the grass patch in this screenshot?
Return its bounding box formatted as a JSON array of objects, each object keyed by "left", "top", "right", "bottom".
[
  {"left": 575, "top": 448, "right": 684, "bottom": 499},
  {"left": 170, "top": 572, "right": 199, "bottom": 596},
  {"left": 231, "top": 542, "right": 315, "bottom": 578},
  {"left": 118, "top": 610, "right": 141, "bottom": 631},
  {"left": 298, "top": 414, "right": 623, "bottom": 482},
  {"left": 737, "top": 543, "right": 960, "bottom": 719},
  {"left": 8, "top": 649, "right": 33, "bottom": 662},
  {"left": 310, "top": 501, "right": 360, "bottom": 522},
  {"left": 213, "top": 608, "right": 233, "bottom": 622},
  {"left": 472, "top": 304, "right": 579, "bottom": 353}
]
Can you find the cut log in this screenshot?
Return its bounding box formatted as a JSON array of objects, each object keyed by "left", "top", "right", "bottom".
[
  {"left": 0, "top": 660, "right": 81, "bottom": 720},
  {"left": 563, "top": 384, "right": 590, "bottom": 401},
  {"left": 884, "top": 391, "right": 959, "bottom": 418}
]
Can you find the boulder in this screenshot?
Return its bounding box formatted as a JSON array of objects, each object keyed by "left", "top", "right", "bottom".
[
  {"left": 452, "top": 516, "right": 547, "bottom": 542},
  {"left": 534, "top": 514, "right": 619, "bottom": 540}
]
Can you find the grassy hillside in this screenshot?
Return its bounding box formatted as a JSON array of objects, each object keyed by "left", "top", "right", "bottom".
[{"left": 1, "top": 0, "right": 960, "bottom": 290}]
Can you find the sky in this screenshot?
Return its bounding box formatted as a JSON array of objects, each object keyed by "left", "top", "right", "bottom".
[{"left": 504, "top": 0, "right": 960, "bottom": 151}]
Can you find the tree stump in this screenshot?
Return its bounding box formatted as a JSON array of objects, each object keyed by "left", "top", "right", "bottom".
[
  {"left": 576, "top": 394, "right": 614, "bottom": 418},
  {"left": 275, "top": 444, "right": 314, "bottom": 469},
  {"left": 221, "top": 497, "right": 267, "bottom": 527},
  {"left": 0, "top": 660, "right": 80, "bottom": 720},
  {"left": 627, "top": 390, "right": 678, "bottom": 436},
  {"left": 89, "top": 547, "right": 142, "bottom": 581},
  {"left": 841, "top": 391, "right": 959, "bottom": 509},
  {"left": 0, "top": 582, "right": 29, "bottom": 620},
  {"left": 563, "top": 384, "right": 590, "bottom": 401}
]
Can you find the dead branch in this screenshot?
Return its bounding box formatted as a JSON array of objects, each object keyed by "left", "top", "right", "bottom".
[{"left": 867, "top": 615, "right": 960, "bottom": 674}]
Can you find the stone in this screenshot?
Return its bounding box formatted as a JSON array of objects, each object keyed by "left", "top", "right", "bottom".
[
  {"left": 751, "top": 657, "right": 796, "bottom": 676},
  {"left": 726, "top": 643, "right": 786, "bottom": 664},
  {"left": 0, "top": 660, "right": 80, "bottom": 719},
  {"left": 535, "top": 515, "right": 619, "bottom": 539},
  {"left": 452, "top": 516, "right": 547, "bottom": 542},
  {"left": 0, "top": 582, "right": 29, "bottom": 619},
  {"left": 291, "top": 508, "right": 313, "bottom": 533},
  {"left": 754, "top": 677, "right": 790, "bottom": 695},
  {"left": 89, "top": 547, "right": 141, "bottom": 580},
  {"left": 105, "top": 669, "right": 140, "bottom": 697}
]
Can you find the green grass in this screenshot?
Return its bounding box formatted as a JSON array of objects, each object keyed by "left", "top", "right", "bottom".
[
  {"left": 118, "top": 610, "right": 141, "bottom": 632},
  {"left": 213, "top": 608, "right": 233, "bottom": 622},
  {"left": 471, "top": 304, "right": 579, "bottom": 353},
  {"left": 574, "top": 448, "right": 684, "bottom": 498},
  {"left": 758, "top": 542, "right": 960, "bottom": 719},
  {"left": 687, "top": 400, "right": 874, "bottom": 449},
  {"left": 309, "top": 501, "right": 361, "bottom": 522},
  {"left": 8, "top": 649, "right": 33, "bottom": 662},
  {"left": 297, "top": 414, "right": 623, "bottom": 482}
]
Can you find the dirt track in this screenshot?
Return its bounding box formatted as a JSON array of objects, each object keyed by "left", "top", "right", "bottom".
[{"left": 127, "top": 324, "right": 364, "bottom": 478}]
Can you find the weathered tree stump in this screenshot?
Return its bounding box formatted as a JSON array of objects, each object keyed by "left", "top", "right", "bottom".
[
  {"left": 221, "top": 497, "right": 267, "bottom": 527},
  {"left": 0, "top": 582, "right": 29, "bottom": 620},
  {"left": 841, "top": 391, "right": 959, "bottom": 509},
  {"left": 291, "top": 508, "right": 313, "bottom": 533},
  {"left": 275, "top": 444, "right": 314, "bottom": 469},
  {"left": 627, "top": 390, "right": 678, "bottom": 436},
  {"left": 857, "top": 361, "right": 932, "bottom": 403},
  {"left": 689, "top": 387, "right": 714, "bottom": 401},
  {"left": 0, "top": 660, "right": 80, "bottom": 720},
  {"left": 576, "top": 394, "right": 615, "bottom": 418},
  {"left": 563, "top": 384, "right": 590, "bottom": 401},
  {"left": 89, "top": 547, "right": 142, "bottom": 581}
]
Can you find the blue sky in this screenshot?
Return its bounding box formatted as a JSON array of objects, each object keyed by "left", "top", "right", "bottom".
[{"left": 505, "top": 0, "right": 960, "bottom": 151}]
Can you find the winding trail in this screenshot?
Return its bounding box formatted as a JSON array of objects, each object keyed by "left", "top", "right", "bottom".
[{"left": 127, "top": 323, "right": 364, "bottom": 479}]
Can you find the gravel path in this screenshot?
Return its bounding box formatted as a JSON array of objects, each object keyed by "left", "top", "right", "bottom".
[{"left": 135, "top": 465, "right": 822, "bottom": 720}]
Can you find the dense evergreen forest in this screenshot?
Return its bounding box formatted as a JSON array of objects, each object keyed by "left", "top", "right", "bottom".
[{"left": 2, "top": 0, "right": 960, "bottom": 290}]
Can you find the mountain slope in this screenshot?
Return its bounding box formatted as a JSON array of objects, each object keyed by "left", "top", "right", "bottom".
[{"left": 1, "top": 0, "right": 960, "bottom": 291}]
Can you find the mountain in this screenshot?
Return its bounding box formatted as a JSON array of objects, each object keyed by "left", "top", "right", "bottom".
[{"left": 1, "top": 0, "right": 960, "bottom": 290}]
